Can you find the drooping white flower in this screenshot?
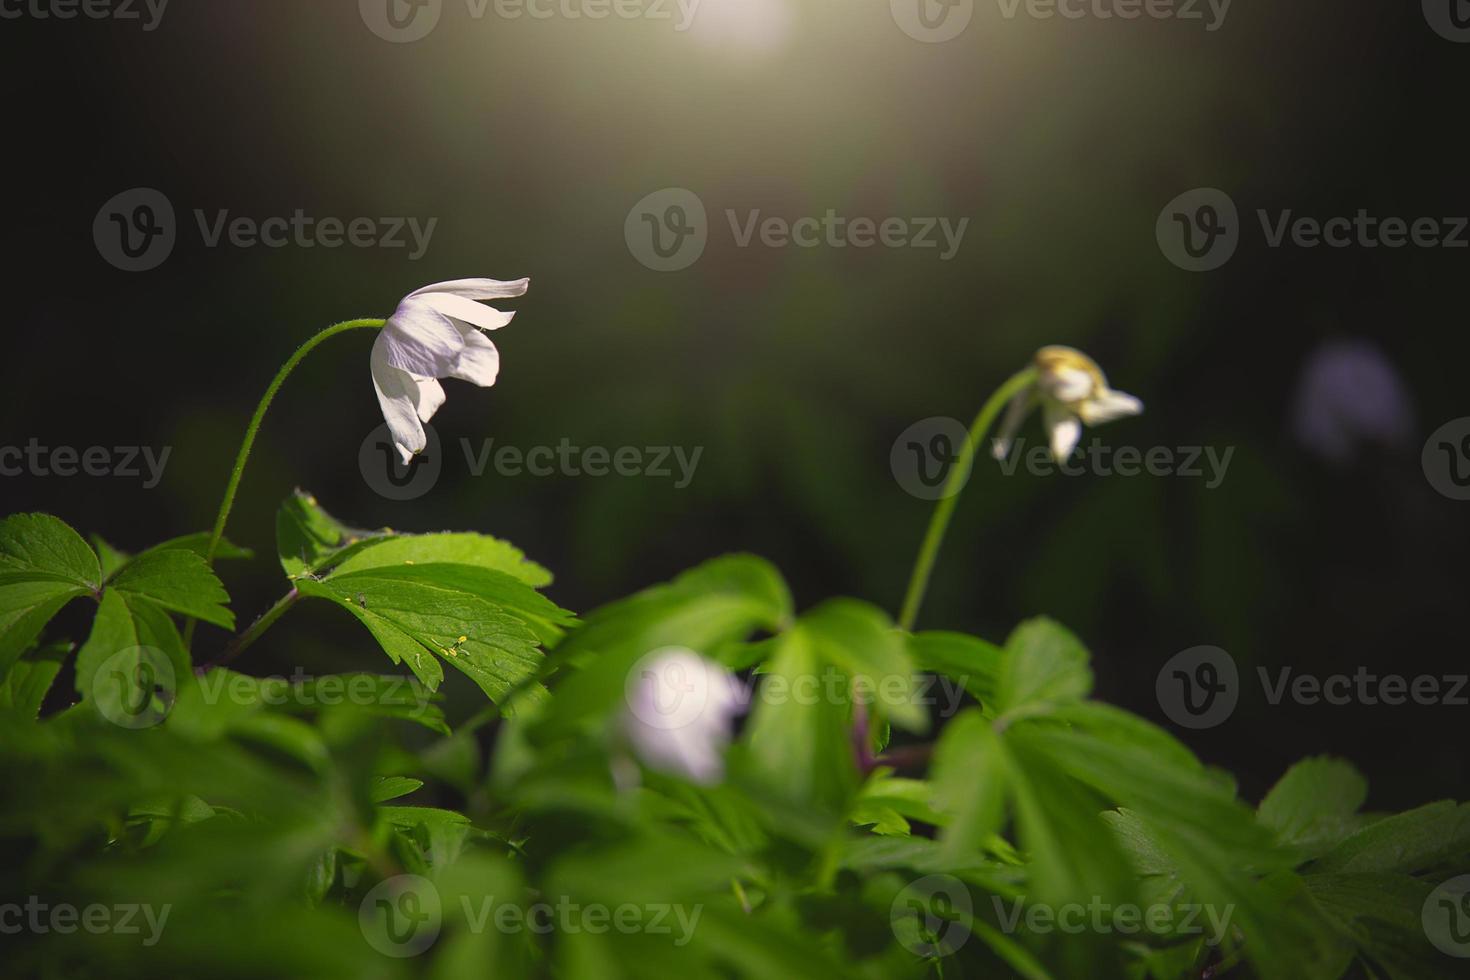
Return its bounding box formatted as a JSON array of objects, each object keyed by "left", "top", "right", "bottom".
[
  {"left": 623, "top": 648, "right": 746, "bottom": 785},
  {"left": 991, "top": 346, "right": 1143, "bottom": 462},
  {"left": 372, "top": 278, "right": 528, "bottom": 464}
]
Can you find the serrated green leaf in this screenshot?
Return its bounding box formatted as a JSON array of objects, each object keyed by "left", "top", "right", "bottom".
[
  {"left": 332, "top": 532, "right": 552, "bottom": 588},
  {"left": 298, "top": 565, "right": 567, "bottom": 705},
  {"left": 994, "top": 617, "right": 1092, "bottom": 717},
  {"left": 371, "top": 776, "right": 425, "bottom": 803},
  {"left": 0, "top": 514, "right": 100, "bottom": 675},
  {"left": 907, "top": 630, "right": 1002, "bottom": 710},
  {"left": 1259, "top": 757, "right": 1369, "bottom": 852},
  {"left": 276, "top": 489, "right": 388, "bottom": 579},
  {"left": 112, "top": 548, "right": 234, "bottom": 628},
  {"left": 0, "top": 641, "right": 70, "bottom": 718},
  {"left": 799, "top": 599, "right": 926, "bottom": 733},
  {"left": 1313, "top": 801, "right": 1470, "bottom": 875},
  {"left": 74, "top": 589, "right": 190, "bottom": 724}
]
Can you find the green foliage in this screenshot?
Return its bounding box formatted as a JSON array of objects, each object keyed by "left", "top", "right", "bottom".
[{"left": 1, "top": 502, "right": 1464, "bottom": 980}]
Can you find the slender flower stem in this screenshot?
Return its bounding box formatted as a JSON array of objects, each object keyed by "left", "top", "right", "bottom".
[
  {"left": 897, "top": 367, "right": 1037, "bottom": 632},
  {"left": 201, "top": 588, "right": 300, "bottom": 671},
  {"left": 203, "top": 318, "right": 384, "bottom": 564},
  {"left": 185, "top": 317, "right": 383, "bottom": 651}
]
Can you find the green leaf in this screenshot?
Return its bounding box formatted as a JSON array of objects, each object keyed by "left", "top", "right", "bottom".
[
  {"left": 276, "top": 489, "right": 389, "bottom": 579},
  {"left": 1312, "top": 801, "right": 1470, "bottom": 874},
  {"left": 94, "top": 532, "right": 253, "bottom": 583},
  {"left": 931, "top": 709, "right": 1008, "bottom": 861},
  {"left": 0, "top": 514, "right": 100, "bottom": 675},
  {"left": 0, "top": 513, "right": 101, "bottom": 586},
  {"left": 741, "top": 627, "right": 857, "bottom": 812},
  {"left": 993, "top": 617, "right": 1092, "bottom": 717},
  {"left": 534, "top": 555, "right": 790, "bottom": 737},
  {"left": 371, "top": 776, "right": 424, "bottom": 803},
  {"left": 332, "top": 532, "right": 552, "bottom": 588},
  {"left": 298, "top": 564, "right": 570, "bottom": 704},
  {"left": 112, "top": 548, "right": 234, "bottom": 629},
  {"left": 799, "top": 599, "right": 926, "bottom": 733},
  {"left": 1258, "top": 757, "right": 1369, "bottom": 851},
  {"left": 74, "top": 589, "right": 190, "bottom": 724},
  {"left": 0, "top": 641, "right": 70, "bottom": 718},
  {"left": 907, "top": 630, "right": 1002, "bottom": 709}
]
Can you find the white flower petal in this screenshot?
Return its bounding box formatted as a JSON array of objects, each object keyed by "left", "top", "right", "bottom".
[
  {"left": 379, "top": 299, "right": 464, "bottom": 377},
  {"left": 419, "top": 291, "right": 517, "bottom": 331},
  {"left": 1078, "top": 388, "right": 1144, "bottom": 426},
  {"left": 991, "top": 388, "right": 1036, "bottom": 460},
  {"left": 371, "top": 338, "right": 429, "bottom": 464},
  {"left": 415, "top": 376, "right": 446, "bottom": 423},
  {"left": 1044, "top": 402, "right": 1083, "bottom": 461},
  {"left": 410, "top": 277, "right": 529, "bottom": 301},
  {"left": 448, "top": 328, "right": 500, "bottom": 386}
]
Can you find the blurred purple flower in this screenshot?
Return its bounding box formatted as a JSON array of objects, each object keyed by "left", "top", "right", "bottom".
[{"left": 1291, "top": 340, "right": 1413, "bottom": 463}]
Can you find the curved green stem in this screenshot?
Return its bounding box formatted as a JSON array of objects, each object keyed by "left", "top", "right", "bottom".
[
  {"left": 201, "top": 588, "right": 300, "bottom": 672},
  {"left": 203, "top": 318, "right": 384, "bottom": 564},
  {"left": 897, "top": 367, "right": 1037, "bottom": 632},
  {"left": 185, "top": 317, "right": 383, "bottom": 651}
]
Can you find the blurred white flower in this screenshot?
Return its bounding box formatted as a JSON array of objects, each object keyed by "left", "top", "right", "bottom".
[
  {"left": 1291, "top": 340, "right": 1413, "bottom": 463},
  {"left": 992, "top": 346, "right": 1144, "bottom": 462},
  {"left": 372, "top": 278, "right": 527, "bottom": 464},
  {"left": 623, "top": 648, "right": 746, "bottom": 785}
]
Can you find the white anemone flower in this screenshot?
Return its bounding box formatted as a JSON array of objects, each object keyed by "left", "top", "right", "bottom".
[
  {"left": 372, "top": 277, "right": 528, "bottom": 464},
  {"left": 992, "top": 346, "right": 1144, "bottom": 462},
  {"left": 623, "top": 648, "right": 746, "bottom": 785}
]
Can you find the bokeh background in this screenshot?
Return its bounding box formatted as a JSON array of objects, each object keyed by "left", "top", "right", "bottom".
[{"left": 4, "top": 0, "right": 1467, "bottom": 811}]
